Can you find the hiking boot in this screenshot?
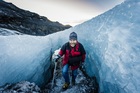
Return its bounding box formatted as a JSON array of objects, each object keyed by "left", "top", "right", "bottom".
[{"left": 62, "top": 82, "right": 70, "bottom": 89}]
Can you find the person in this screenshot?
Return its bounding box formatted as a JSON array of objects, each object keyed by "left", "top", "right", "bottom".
[{"left": 54, "top": 32, "right": 86, "bottom": 89}]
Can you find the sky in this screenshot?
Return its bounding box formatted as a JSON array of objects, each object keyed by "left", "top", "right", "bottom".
[{"left": 4, "top": 0, "right": 124, "bottom": 26}]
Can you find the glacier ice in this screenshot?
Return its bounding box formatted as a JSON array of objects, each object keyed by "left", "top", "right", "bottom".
[
  {"left": 0, "top": 28, "right": 23, "bottom": 36},
  {"left": 71, "top": 0, "right": 140, "bottom": 93},
  {"left": 0, "top": 31, "right": 70, "bottom": 87},
  {"left": 0, "top": 0, "right": 140, "bottom": 93},
  {"left": 0, "top": 81, "right": 41, "bottom": 93},
  {"left": 0, "top": 35, "right": 54, "bottom": 87}
]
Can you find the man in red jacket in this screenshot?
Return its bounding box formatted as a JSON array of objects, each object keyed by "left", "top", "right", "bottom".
[{"left": 54, "top": 32, "right": 86, "bottom": 89}]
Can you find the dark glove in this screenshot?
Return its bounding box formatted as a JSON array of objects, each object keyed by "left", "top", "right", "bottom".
[{"left": 53, "top": 55, "right": 61, "bottom": 62}]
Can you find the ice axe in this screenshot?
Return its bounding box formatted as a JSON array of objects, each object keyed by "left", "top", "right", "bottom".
[{"left": 51, "top": 61, "right": 57, "bottom": 89}]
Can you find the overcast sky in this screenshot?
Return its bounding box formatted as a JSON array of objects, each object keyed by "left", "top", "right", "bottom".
[{"left": 4, "top": 0, "right": 124, "bottom": 26}]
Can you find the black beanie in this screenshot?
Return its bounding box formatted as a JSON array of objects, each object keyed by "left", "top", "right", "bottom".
[{"left": 69, "top": 32, "right": 77, "bottom": 40}]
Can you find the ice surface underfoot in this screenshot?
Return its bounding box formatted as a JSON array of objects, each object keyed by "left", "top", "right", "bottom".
[
  {"left": 0, "top": 62, "right": 98, "bottom": 93},
  {"left": 0, "top": 81, "right": 41, "bottom": 93},
  {"left": 43, "top": 62, "right": 98, "bottom": 93}
]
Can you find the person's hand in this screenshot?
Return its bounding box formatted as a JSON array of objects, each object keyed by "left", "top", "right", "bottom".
[{"left": 53, "top": 55, "right": 61, "bottom": 62}]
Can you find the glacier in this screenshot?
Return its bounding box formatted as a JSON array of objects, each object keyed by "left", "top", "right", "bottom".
[
  {"left": 0, "top": 0, "right": 140, "bottom": 93},
  {"left": 0, "top": 35, "right": 54, "bottom": 87},
  {"left": 0, "top": 28, "right": 23, "bottom": 36}
]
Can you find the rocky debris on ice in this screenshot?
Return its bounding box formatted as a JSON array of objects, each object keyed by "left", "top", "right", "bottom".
[{"left": 0, "top": 81, "right": 41, "bottom": 93}]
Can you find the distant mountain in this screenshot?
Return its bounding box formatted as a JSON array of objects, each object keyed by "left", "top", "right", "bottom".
[{"left": 0, "top": 1, "right": 71, "bottom": 36}]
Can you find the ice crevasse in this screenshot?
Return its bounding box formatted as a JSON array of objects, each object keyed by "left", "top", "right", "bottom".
[{"left": 0, "top": 0, "right": 140, "bottom": 93}]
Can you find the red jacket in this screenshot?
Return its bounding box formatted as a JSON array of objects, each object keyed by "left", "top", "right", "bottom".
[{"left": 59, "top": 42, "right": 86, "bottom": 70}]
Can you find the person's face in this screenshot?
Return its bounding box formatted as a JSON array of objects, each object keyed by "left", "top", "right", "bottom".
[{"left": 69, "top": 39, "right": 77, "bottom": 47}]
